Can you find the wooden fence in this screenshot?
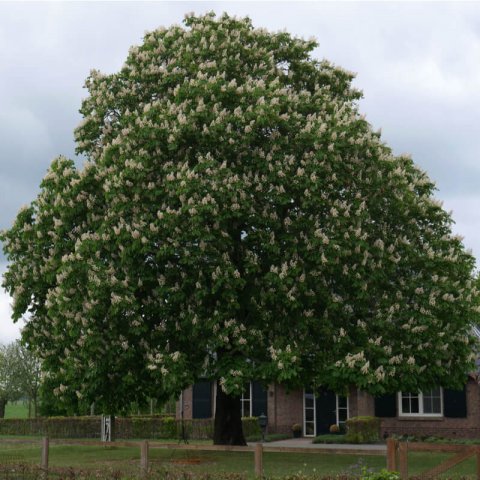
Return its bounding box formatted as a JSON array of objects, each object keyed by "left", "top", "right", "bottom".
[
  {"left": 387, "top": 438, "right": 480, "bottom": 479},
  {"left": 13, "top": 437, "right": 480, "bottom": 478},
  {"left": 32, "top": 437, "right": 383, "bottom": 478}
]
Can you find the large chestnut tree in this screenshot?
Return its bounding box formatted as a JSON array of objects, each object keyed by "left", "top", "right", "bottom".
[{"left": 2, "top": 13, "right": 479, "bottom": 445}]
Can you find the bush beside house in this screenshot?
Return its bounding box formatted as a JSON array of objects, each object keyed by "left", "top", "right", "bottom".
[{"left": 345, "top": 416, "right": 381, "bottom": 444}]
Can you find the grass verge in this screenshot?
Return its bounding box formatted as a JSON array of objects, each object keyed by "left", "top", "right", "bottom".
[
  {"left": 1, "top": 441, "right": 480, "bottom": 479},
  {"left": 4, "top": 400, "right": 29, "bottom": 418}
]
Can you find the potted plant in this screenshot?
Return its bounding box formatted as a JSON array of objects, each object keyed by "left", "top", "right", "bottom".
[
  {"left": 292, "top": 423, "right": 302, "bottom": 438},
  {"left": 329, "top": 424, "right": 340, "bottom": 434}
]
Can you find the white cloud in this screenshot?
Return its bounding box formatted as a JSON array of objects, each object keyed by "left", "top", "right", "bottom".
[
  {"left": 443, "top": 196, "right": 480, "bottom": 268},
  {"left": 0, "top": 107, "right": 52, "bottom": 167}
]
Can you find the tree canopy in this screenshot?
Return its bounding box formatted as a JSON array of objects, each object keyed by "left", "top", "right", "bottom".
[{"left": 1, "top": 13, "right": 479, "bottom": 421}]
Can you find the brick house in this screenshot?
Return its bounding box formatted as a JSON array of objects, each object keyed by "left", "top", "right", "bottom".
[{"left": 177, "top": 376, "right": 480, "bottom": 439}]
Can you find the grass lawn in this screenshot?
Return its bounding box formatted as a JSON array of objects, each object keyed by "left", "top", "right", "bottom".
[
  {"left": 1, "top": 441, "right": 479, "bottom": 479},
  {"left": 4, "top": 400, "right": 29, "bottom": 418}
]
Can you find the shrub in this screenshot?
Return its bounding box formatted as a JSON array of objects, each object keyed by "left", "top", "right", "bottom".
[
  {"left": 241, "top": 417, "right": 262, "bottom": 438},
  {"left": 161, "top": 416, "right": 177, "bottom": 438},
  {"left": 361, "top": 469, "right": 400, "bottom": 480},
  {"left": 0, "top": 416, "right": 258, "bottom": 440},
  {"left": 345, "top": 416, "right": 380, "bottom": 444},
  {"left": 329, "top": 424, "right": 340, "bottom": 433},
  {"left": 312, "top": 434, "right": 348, "bottom": 444}
]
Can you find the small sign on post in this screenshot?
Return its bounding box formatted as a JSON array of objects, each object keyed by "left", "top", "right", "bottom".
[{"left": 101, "top": 415, "right": 112, "bottom": 442}]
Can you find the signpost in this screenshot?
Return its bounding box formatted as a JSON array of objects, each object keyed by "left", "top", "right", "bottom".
[{"left": 101, "top": 415, "right": 113, "bottom": 442}]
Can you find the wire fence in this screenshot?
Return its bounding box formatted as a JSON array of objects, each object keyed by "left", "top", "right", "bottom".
[{"left": 3, "top": 437, "right": 480, "bottom": 479}]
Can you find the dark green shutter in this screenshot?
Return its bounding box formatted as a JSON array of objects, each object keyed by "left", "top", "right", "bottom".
[
  {"left": 192, "top": 381, "right": 212, "bottom": 419},
  {"left": 374, "top": 394, "right": 397, "bottom": 417},
  {"left": 252, "top": 381, "right": 268, "bottom": 417},
  {"left": 443, "top": 387, "right": 467, "bottom": 418}
]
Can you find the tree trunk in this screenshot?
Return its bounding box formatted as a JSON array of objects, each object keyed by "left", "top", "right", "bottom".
[
  {"left": 0, "top": 398, "right": 7, "bottom": 419},
  {"left": 213, "top": 380, "right": 246, "bottom": 445}
]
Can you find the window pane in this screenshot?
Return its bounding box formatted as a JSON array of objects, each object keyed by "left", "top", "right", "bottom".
[
  {"left": 305, "top": 396, "right": 314, "bottom": 408},
  {"left": 305, "top": 422, "right": 314, "bottom": 436},
  {"left": 411, "top": 397, "right": 419, "bottom": 413},
  {"left": 306, "top": 409, "right": 314, "bottom": 421},
  {"left": 338, "top": 409, "right": 348, "bottom": 422},
  {"left": 432, "top": 397, "right": 441, "bottom": 413},
  {"left": 338, "top": 396, "right": 347, "bottom": 409},
  {"left": 242, "top": 400, "right": 250, "bottom": 417},
  {"left": 402, "top": 397, "right": 410, "bottom": 413},
  {"left": 429, "top": 387, "right": 441, "bottom": 397},
  {"left": 424, "top": 397, "right": 433, "bottom": 413}
]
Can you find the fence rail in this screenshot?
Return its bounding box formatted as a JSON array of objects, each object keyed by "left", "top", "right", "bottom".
[
  {"left": 9, "top": 436, "right": 480, "bottom": 479},
  {"left": 4, "top": 436, "right": 385, "bottom": 478},
  {"left": 387, "top": 438, "right": 480, "bottom": 479}
]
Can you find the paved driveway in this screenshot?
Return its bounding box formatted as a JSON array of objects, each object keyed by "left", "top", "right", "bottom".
[{"left": 251, "top": 437, "right": 386, "bottom": 452}]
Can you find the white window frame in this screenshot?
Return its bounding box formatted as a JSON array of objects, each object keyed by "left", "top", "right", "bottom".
[
  {"left": 336, "top": 394, "right": 349, "bottom": 426},
  {"left": 241, "top": 382, "right": 252, "bottom": 417},
  {"left": 303, "top": 389, "right": 316, "bottom": 437},
  {"left": 398, "top": 388, "right": 443, "bottom": 417}
]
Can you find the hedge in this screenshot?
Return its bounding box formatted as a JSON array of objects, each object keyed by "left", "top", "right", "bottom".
[
  {"left": 345, "top": 416, "right": 381, "bottom": 444},
  {"left": 0, "top": 416, "right": 261, "bottom": 440}
]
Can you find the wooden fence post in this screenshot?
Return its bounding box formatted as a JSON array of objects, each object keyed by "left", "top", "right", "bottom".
[
  {"left": 254, "top": 443, "right": 263, "bottom": 477},
  {"left": 476, "top": 445, "right": 480, "bottom": 480},
  {"left": 41, "top": 437, "right": 49, "bottom": 477},
  {"left": 398, "top": 442, "right": 408, "bottom": 480},
  {"left": 140, "top": 440, "right": 149, "bottom": 477},
  {"left": 386, "top": 438, "right": 397, "bottom": 471}
]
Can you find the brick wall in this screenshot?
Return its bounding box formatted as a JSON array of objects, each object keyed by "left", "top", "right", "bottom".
[
  {"left": 177, "top": 385, "right": 194, "bottom": 420},
  {"left": 267, "top": 384, "right": 303, "bottom": 434},
  {"left": 179, "top": 382, "right": 303, "bottom": 434},
  {"left": 380, "top": 379, "right": 480, "bottom": 439},
  {"left": 179, "top": 381, "right": 480, "bottom": 439},
  {"left": 348, "top": 387, "right": 373, "bottom": 417}
]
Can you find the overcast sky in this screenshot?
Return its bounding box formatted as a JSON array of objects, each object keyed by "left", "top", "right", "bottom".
[{"left": 1, "top": 1, "right": 479, "bottom": 344}]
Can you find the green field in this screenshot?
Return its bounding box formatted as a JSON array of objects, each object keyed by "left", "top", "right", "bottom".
[
  {"left": 4, "top": 400, "right": 30, "bottom": 418},
  {"left": 0, "top": 440, "right": 478, "bottom": 479}
]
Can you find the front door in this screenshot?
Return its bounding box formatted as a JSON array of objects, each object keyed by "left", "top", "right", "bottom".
[{"left": 315, "top": 389, "right": 337, "bottom": 434}]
